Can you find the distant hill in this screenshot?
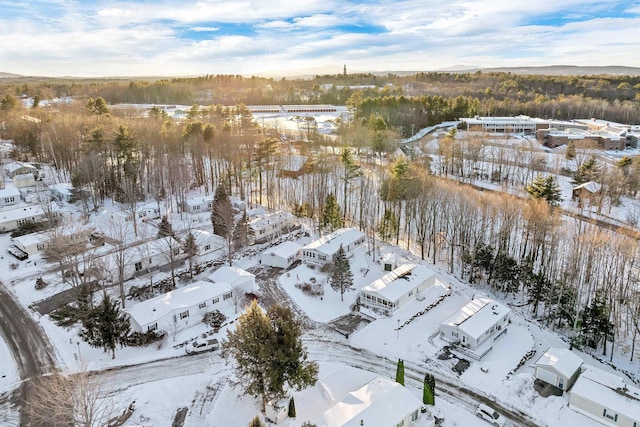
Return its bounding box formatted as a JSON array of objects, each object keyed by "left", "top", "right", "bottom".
[
  {"left": 438, "top": 65, "right": 640, "bottom": 76},
  {"left": 0, "top": 72, "right": 23, "bottom": 78}
]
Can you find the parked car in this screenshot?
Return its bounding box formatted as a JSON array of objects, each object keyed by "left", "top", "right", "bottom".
[
  {"left": 476, "top": 403, "right": 505, "bottom": 426},
  {"left": 185, "top": 337, "right": 219, "bottom": 355}
]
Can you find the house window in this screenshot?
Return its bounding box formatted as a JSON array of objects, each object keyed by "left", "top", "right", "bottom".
[
  {"left": 199, "top": 302, "right": 207, "bottom": 309},
  {"left": 223, "top": 292, "right": 233, "bottom": 300},
  {"left": 603, "top": 409, "right": 618, "bottom": 422},
  {"left": 212, "top": 297, "right": 220, "bottom": 304},
  {"left": 147, "top": 323, "right": 158, "bottom": 332},
  {"left": 135, "top": 262, "right": 143, "bottom": 271},
  {"left": 36, "top": 243, "right": 45, "bottom": 251},
  {"left": 395, "top": 420, "right": 405, "bottom": 427},
  {"left": 179, "top": 310, "right": 189, "bottom": 319},
  {"left": 411, "top": 410, "right": 419, "bottom": 421},
  {"left": 204, "top": 244, "right": 211, "bottom": 251}
]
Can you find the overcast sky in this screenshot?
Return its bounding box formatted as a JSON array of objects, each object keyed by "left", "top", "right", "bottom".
[{"left": 1, "top": 0, "right": 639, "bottom": 77}]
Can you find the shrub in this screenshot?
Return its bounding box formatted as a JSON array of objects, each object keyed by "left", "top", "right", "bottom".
[
  {"left": 203, "top": 310, "right": 227, "bottom": 331},
  {"left": 126, "top": 330, "right": 166, "bottom": 346}
]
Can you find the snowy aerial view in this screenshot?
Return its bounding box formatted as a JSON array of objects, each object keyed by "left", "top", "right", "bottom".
[{"left": 2, "top": 1, "right": 640, "bottom": 427}]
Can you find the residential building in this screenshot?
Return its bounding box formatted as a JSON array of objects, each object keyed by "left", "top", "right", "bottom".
[
  {"left": 125, "top": 281, "right": 233, "bottom": 333},
  {"left": 10, "top": 231, "right": 49, "bottom": 258},
  {"left": 185, "top": 195, "right": 214, "bottom": 213},
  {"left": 49, "top": 183, "right": 73, "bottom": 202},
  {"left": 3, "top": 161, "right": 37, "bottom": 178},
  {"left": 13, "top": 173, "right": 35, "bottom": 188},
  {"left": 358, "top": 263, "right": 437, "bottom": 316},
  {"left": 314, "top": 375, "right": 434, "bottom": 427},
  {"left": 0, "top": 204, "right": 62, "bottom": 233},
  {"left": 0, "top": 187, "right": 20, "bottom": 207},
  {"left": 533, "top": 347, "right": 583, "bottom": 392},
  {"left": 208, "top": 265, "right": 258, "bottom": 295},
  {"left": 302, "top": 228, "right": 365, "bottom": 267},
  {"left": 247, "top": 211, "right": 297, "bottom": 245},
  {"left": 569, "top": 366, "right": 640, "bottom": 427},
  {"left": 439, "top": 298, "right": 511, "bottom": 359},
  {"left": 260, "top": 241, "right": 302, "bottom": 269},
  {"left": 190, "top": 229, "right": 223, "bottom": 256}
]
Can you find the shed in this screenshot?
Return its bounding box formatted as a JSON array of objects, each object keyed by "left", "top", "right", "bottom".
[
  {"left": 208, "top": 266, "right": 258, "bottom": 295},
  {"left": 13, "top": 173, "right": 35, "bottom": 188},
  {"left": 533, "top": 347, "right": 583, "bottom": 392},
  {"left": 261, "top": 241, "right": 302, "bottom": 268},
  {"left": 572, "top": 181, "right": 601, "bottom": 206}
]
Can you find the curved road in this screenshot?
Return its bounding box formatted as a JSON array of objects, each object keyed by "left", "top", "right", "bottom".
[{"left": 0, "top": 282, "right": 57, "bottom": 426}]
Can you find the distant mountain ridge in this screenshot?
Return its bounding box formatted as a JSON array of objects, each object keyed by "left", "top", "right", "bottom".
[{"left": 437, "top": 65, "right": 640, "bottom": 76}]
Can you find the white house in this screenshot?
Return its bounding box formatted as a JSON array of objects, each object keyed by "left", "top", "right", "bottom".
[
  {"left": 302, "top": 228, "right": 365, "bottom": 267},
  {"left": 0, "top": 187, "right": 20, "bottom": 207},
  {"left": 13, "top": 173, "right": 35, "bottom": 188},
  {"left": 11, "top": 231, "right": 49, "bottom": 257},
  {"left": 125, "top": 281, "right": 234, "bottom": 333},
  {"left": 569, "top": 366, "right": 640, "bottom": 427},
  {"left": 358, "top": 264, "right": 437, "bottom": 316},
  {"left": 136, "top": 202, "right": 161, "bottom": 221},
  {"left": 3, "top": 161, "right": 36, "bottom": 178},
  {"left": 191, "top": 229, "right": 224, "bottom": 256},
  {"left": 185, "top": 195, "right": 213, "bottom": 213},
  {"left": 98, "top": 236, "right": 183, "bottom": 283},
  {"left": 533, "top": 347, "right": 583, "bottom": 392},
  {"left": 314, "top": 375, "right": 434, "bottom": 427},
  {"left": 260, "top": 241, "right": 302, "bottom": 268},
  {"left": 439, "top": 298, "right": 511, "bottom": 359},
  {"left": 0, "top": 204, "right": 62, "bottom": 233},
  {"left": 247, "top": 211, "right": 297, "bottom": 245},
  {"left": 208, "top": 266, "right": 258, "bottom": 295},
  {"left": 49, "top": 183, "right": 73, "bottom": 202}
]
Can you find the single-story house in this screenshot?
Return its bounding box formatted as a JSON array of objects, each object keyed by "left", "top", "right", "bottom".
[
  {"left": 302, "top": 228, "right": 366, "bottom": 267},
  {"left": 0, "top": 204, "right": 62, "bottom": 233},
  {"left": 185, "top": 195, "right": 213, "bottom": 213},
  {"left": 191, "top": 229, "right": 224, "bottom": 256},
  {"left": 136, "top": 202, "right": 161, "bottom": 221},
  {"left": 97, "top": 236, "right": 183, "bottom": 283},
  {"left": 0, "top": 187, "right": 20, "bottom": 207},
  {"left": 569, "top": 366, "right": 640, "bottom": 427},
  {"left": 260, "top": 241, "right": 302, "bottom": 269},
  {"left": 13, "top": 173, "right": 35, "bottom": 188},
  {"left": 533, "top": 347, "right": 583, "bottom": 392},
  {"left": 358, "top": 264, "right": 437, "bottom": 316},
  {"left": 49, "top": 183, "right": 73, "bottom": 202},
  {"left": 3, "top": 161, "right": 37, "bottom": 178},
  {"left": 125, "top": 281, "right": 233, "bottom": 333},
  {"left": 314, "top": 375, "right": 434, "bottom": 427},
  {"left": 439, "top": 298, "right": 511, "bottom": 358},
  {"left": 11, "top": 231, "right": 49, "bottom": 257},
  {"left": 247, "top": 211, "right": 297, "bottom": 245},
  {"left": 208, "top": 265, "right": 259, "bottom": 295}
]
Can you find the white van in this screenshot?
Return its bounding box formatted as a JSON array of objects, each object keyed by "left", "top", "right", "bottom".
[{"left": 185, "top": 337, "right": 219, "bottom": 355}]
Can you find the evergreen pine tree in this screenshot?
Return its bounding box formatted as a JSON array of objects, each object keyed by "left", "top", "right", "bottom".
[
  {"left": 423, "top": 373, "right": 436, "bottom": 405},
  {"left": 395, "top": 359, "right": 405, "bottom": 386},
  {"left": 157, "top": 215, "right": 173, "bottom": 237},
  {"left": 573, "top": 155, "right": 602, "bottom": 185},
  {"left": 183, "top": 231, "right": 198, "bottom": 278},
  {"left": 80, "top": 293, "right": 131, "bottom": 359},
  {"left": 321, "top": 193, "right": 342, "bottom": 232},
  {"left": 233, "top": 210, "right": 249, "bottom": 251},
  {"left": 329, "top": 245, "right": 353, "bottom": 301},
  {"left": 378, "top": 209, "right": 399, "bottom": 241},
  {"left": 288, "top": 396, "right": 296, "bottom": 418},
  {"left": 211, "top": 184, "right": 233, "bottom": 237},
  {"left": 525, "top": 175, "right": 562, "bottom": 206}
]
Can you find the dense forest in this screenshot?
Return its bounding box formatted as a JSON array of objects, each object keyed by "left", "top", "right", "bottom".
[{"left": 1, "top": 71, "right": 640, "bottom": 364}]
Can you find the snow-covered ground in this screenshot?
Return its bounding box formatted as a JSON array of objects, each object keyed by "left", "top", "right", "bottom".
[{"left": 2, "top": 123, "right": 640, "bottom": 426}]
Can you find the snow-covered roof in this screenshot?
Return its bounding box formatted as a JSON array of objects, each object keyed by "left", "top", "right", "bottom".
[
  {"left": 209, "top": 266, "right": 255, "bottom": 286},
  {"left": 191, "top": 229, "right": 223, "bottom": 248},
  {"left": 534, "top": 348, "right": 583, "bottom": 378},
  {"left": 0, "top": 187, "right": 20, "bottom": 199},
  {"left": 124, "top": 281, "right": 232, "bottom": 327},
  {"left": 186, "top": 195, "right": 213, "bottom": 207},
  {"left": 49, "top": 183, "right": 72, "bottom": 195},
  {"left": 3, "top": 161, "right": 36, "bottom": 173},
  {"left": 572, "top": 118, "right": 628, "bottom": 129},
  {"left": 441, "top": 298, "right": 510, "bottom": 340},
  {"left": 361, "top": 263, "right": 435, "bottom": 302},
  {"left": 571, "top": 366, "right": 640, "bottom": 420},
  {"left": 0, "top": 205, "right": 49, "bottom": 222},
  {"left": 573, "top": 181, "right": 601, "bottom": 193},
  {"left": 316, "top": 376, "right": 421, "bottom": 427},
  {"left": 262, "top": 240, "right": 302, "bottom": 259},
  {"left": 461, "top": 115, "right": 548, "bottom": 125},
  {"left": 249, "top": 210, "right": 293, "bottom": 230},
  {"left": 12, "top": 231, "right": 48, "bottom": 247},
  {"left": 303, "top": 228, "right": 365, "bottom": 256}
]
